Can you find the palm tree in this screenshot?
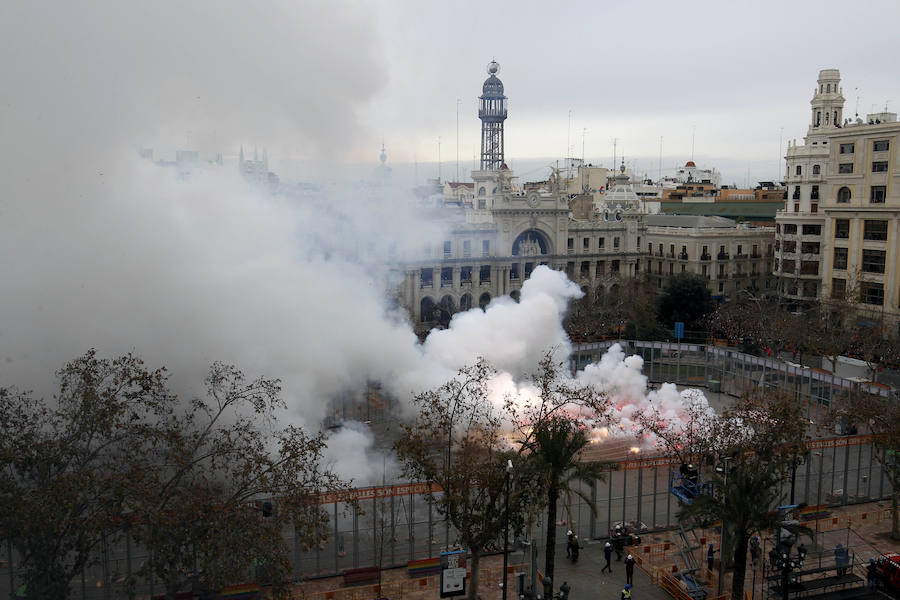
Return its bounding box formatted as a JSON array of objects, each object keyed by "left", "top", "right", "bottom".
[
  {"left": 522, "top": 416, "right": 608, "bottom": 582},
  {"left": 680, "top": 457, "right": 810, "bottom": 600}
]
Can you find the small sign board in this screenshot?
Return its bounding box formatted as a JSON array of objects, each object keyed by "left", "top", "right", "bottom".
[
  {"left": 674, "top": 322, "right": 684, "bottom": 340},
  {"left": 440, "top": 550, "right": 467, "bottom": 598}
]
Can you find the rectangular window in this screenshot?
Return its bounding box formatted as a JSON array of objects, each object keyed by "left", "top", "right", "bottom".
[
  {"left": 477, "top": 198, "right": 486, "bottom": 210},
  {"left": 482, "top": 239, "right": 490, "bottom": 256},
  {"left": 479, "top": 265, "right": 491, "bottom": 284},
  {"left": 611, "top": 260, "right": 620, "bottom": 273},
  {"left": 420, "top": 268, "right": 433, "bottom": 287},
  {"left": 599, "top": 237, "right": 605, "bottom": 249},
  {"left": 463, "top": 240, "right": 471, "bottom": 257},
  {"left": 864, "top": 220, "right": 888, "bottom": 241},
  {"left": 833, "top": 248, "right": 848, "bottom": 270},
  {"left": 668, "top": 263, "right": 674, "bottom": 275},
  {"left": 782, "top": 260, "right": 796, "bottom": 273},
  {"left": 461, "top": 266, "right": 473, "bottom": 282},
  {"left": 873, "top": 140, "right": 890, "bottom": 152},
  {"left": 860, "top": 282, "right": 884, "bottom": 306},
  {"left": 737, "top": 244, "right": 743, "bottom": 256},
  {"left": 792, "top": 186, "right": 800, "bottom": 200},
  {"left": 565, "top": 262, "right": 575, "bottom": 277},
  {"left": 795, "top": 165, "right": 802, "bottom": 176},
  {"left": 800, "top": 260, "right": 819, "bottom": 275},
  {"left": 583, "top": 237, "right": 590, "bottom": 250},
  {"left": 839, "top": 163, "right": 854, "bottom": 174},
  {"left": 596, "top": 261, "right": 605, "bottom": 276},
  {"left": 831, "top": 278, "right": 846, "bottom": 300},
  {"left": 784, "top": 224, "right": 797, "bottom": 234},
  {"left": 567, "top": 238, "right": 574, "bottom": 252},
  {"left": 524, "top": 262, "right": 534, "bottom": 278},
  {"left": 862, "top": 249, "right": 886, "bottom": 274},
  {"left": 509, "top": 264, "right": 518, "bottom": 280},
  {"left": 802, "top": 224, "right": 821, "bottom": 236},
  {"left": 872, "top": 161, "right": 889, "bottom": 173},
  {"left": 839, "top": 142, "right": 855, "bottom": 154},
  {"left": 835, "top": 219, "right": 850, "bottom": 239},
  {"left": 811, "top": 185, "right": 819, "bottom": 200},
  {"left": 614, "top": 237, "right": 620, "bottom": 249},
  {"left": 580, "top": 261, "right": 590, "bottom": 276},
  {"left": 801, "top": 242, "right": 820, "bottom": 254},
  {"left": 443, "top": 240, "right": 452, "bottom": 257},
  {"left": 782, "top": 240, "right": 796, "bottom": 253},
  {"left": 441, "top": 267, "right": 452, "bottom": 286},
  {"left": 870, "top": 186, "right": 887, "bottom": 203}
]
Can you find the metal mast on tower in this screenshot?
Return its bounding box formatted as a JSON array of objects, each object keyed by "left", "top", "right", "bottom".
[{"left": 479, "top": 60, "right": 508, "bottom": 170}]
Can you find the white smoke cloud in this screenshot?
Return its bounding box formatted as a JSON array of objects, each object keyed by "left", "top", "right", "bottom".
[{"left": 0, "top": 2, "right": 709, "bottom": 485}]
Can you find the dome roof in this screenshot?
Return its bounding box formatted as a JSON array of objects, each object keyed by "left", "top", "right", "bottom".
[
  {"left": 482, "top": 74, "right": 504, "bottom": 97},
  {"left": 685, "top": 161, "right": 696, "bottom": 168}
]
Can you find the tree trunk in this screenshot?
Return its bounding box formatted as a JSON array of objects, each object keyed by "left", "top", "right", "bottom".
[
  {"left": 892, "top": 489, "right": 899, "bottom": 540},
  {"left": 730, "top": 532, "right": 750, "bottom": 600},
  {"left": 467, "top": 548, "right": 481, "bottom": 600},
  {"left": 544, "top": 484, "right": 559, "bottom": 583}
]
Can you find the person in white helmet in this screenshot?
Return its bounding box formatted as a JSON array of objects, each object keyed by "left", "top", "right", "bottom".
[
  {"left": 602, "top": 541, "right": 613, "bottom": 573},
  {"left": 625, "top": 553, "right": 636, "bottom": 585}
]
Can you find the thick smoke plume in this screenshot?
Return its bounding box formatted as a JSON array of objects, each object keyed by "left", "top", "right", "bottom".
[{"left": 0, "top": 2, "right": 709, "bottom": 485}]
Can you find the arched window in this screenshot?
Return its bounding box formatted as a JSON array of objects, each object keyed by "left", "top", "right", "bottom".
[
  {"left": 478, "top": 187, "right": 486, "bottom": 196},
  {"left": 420, "top": 297, "right": 436, "bottom": 323},
  {"left": 837, "top": 186, "right": 851, "bottom": 203},
  {"left": 826, "top": 83, "right": 831, "bottom": 93},
  {"left": 459, "top": 293, "right": 473, "bottom": 311},
  {"left": 813, "top": 164, "right": 821, "bottom": 175},
  {"left": 478, "top": 293, "right": 491, "bottom": 310},
  {"left": 509, "top": 290, "right": 521, "bottom": 303}
]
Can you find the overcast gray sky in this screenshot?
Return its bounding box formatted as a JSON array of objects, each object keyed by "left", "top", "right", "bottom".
[
  {"left": 5, "top": 1, "right": 898, "bottom": 179},
  {"left": 363, "top": 0, "right": 900, "bottom": 183}
]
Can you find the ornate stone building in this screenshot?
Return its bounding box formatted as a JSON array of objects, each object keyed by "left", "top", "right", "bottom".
[
  {"left": 395, "top": 63, "right": 646, "bottom": 330},
  {"left": 776, "top": 69, "right": 900, "bottom": 331}
]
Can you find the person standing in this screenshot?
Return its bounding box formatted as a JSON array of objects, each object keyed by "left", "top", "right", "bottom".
[
  {"left": 621, "top": 584, "right": 632, "bottom": 600},
  {"left": 749, "top": 536, "right": 760, "bottom": 568},
  {"left": 707, "top": 544, "right": 716, "bottom": 571},
  {"left": 625, "top": 554, "right": 636, "bottom": 586},
  {"left": 559, "top": 580, "right": 571, "bottom": 600},
  {"left": 835, "top": 544, "right": 849, "bottom": 576},
  {"left": 866, "top": 559, "right": 878, "bottom": 590},
  {"left": 602, "top": 541, "right": 613, "bottom": 574}
]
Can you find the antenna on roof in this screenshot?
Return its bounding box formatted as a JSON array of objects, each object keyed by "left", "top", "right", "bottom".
[
  {"left": 691, "top": 125, "right": 696, "bottom": 162},
  {"left": 854, "top": 88, "right": 859, "bottom": 117}
]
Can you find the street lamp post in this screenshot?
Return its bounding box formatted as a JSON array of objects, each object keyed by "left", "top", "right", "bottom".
[
  {"left": 716, "top": 457, "right": 733, "bottom": 596},
  {"left": 503, "top": 459, "right": 513, "bottom": 600}
]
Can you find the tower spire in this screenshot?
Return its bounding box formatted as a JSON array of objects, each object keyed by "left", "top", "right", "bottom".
[{"left": 478, "top": 60, "right": 508, "bottom": 170}]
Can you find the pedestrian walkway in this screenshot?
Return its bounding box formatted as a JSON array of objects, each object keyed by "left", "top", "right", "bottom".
[{"left": 554, "top": 540, "right": 674, "bottom": 600}]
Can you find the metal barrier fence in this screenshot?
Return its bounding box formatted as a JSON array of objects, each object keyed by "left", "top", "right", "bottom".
[{"left": 2, "top": 344, "right": 895, "bottom": 598}]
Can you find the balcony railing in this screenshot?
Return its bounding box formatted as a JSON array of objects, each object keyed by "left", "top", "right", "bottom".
[
  {"left": 701, "top": 253, "right": 711, "bottom": 261},
  {"left": 679, "top": 253, "right": 689, "bottom": 260},
  {"left": 717, "top": 252, "right": 730, "bottom": 260}
]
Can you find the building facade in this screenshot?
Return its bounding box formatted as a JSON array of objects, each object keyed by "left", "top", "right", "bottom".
[
  {"left": 395, "top": 63, "right": 646, "bottom": 329},
  {"left": 644, "top": 215, "right": 775, "bottom": 301},
  {"left": 776, "top": 69, "right": 900, "bottom": 331}
]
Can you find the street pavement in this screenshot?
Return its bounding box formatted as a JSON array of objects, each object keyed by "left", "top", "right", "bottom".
[{"left": 539, "top": 541, "right": 673, "bottom": 600}]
